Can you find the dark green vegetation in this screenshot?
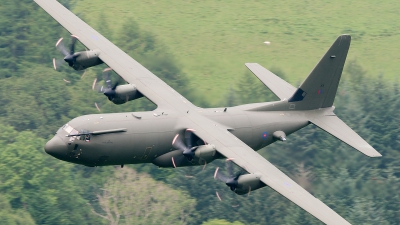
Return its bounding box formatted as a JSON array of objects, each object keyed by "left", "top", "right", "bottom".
[{"left": 0, "top": 0, "right": 399, "bottom": 224}]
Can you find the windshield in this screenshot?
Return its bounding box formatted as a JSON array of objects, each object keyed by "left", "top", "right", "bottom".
[
  {"left": 62, "top": 124, "right": 73, "bottom": 133},
  {"left": 62, "top": 124, "right": 80, "bottom": 142}
]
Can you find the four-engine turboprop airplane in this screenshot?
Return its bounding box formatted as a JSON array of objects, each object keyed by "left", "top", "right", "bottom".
[{"left": 35, "top": 1, "right": 381, "bottom": 224}]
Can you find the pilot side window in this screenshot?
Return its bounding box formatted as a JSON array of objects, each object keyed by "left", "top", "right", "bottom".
[{"left": 79, "top": 130, "right": 91, "bottom": 142}]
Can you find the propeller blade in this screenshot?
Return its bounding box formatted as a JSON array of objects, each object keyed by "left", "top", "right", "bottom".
[
  {"left": 55, "top": 38, "right": 69, "bottom": 56},
  {"left": 214, "top": 167, "right": 230, "bottom": 183},
  {"left": 172, "top": 134, "right": 189, "bottom": 152},
  {"left": 70, "top": 35, "right": 79, "bottom": 55},
  {"left": 216, "top": 191, "right": 222, "bottom": 201},
  {"left": 172, "top": 157, "right": 177, "bottom": 168},
  {"left": 184, "top": 166, "right": 195, "bottom": 178},
  {"left": 92, "top": 78, "right": 107, "bottom": 93},
  {"left": 171, "top": 155, "right": 186, "bottom": 168},
  {"left": 81, "top": 70, "right": 87, "bottom": 79},
  {"left": 53, "top": 58, "right": 65, "bottom": 70},
  {"left": 125, "top": 95, "right": 130, "bottom": 103},
  {"left": 185, "top": 129, "right": 195, "bottom": 148},
  {"left": 226, "top": 159, "right": 235, "bottom": 177},
  {"left": 92, "top": 78, "right": 98, "bottom": 91},
  {"left": 235, "top": 164, "right": 247, "bottom": 179},
  {"left": 103, "top": 68, "right": 113, "bottom": 89},
  {"left": 112, "top": 81, "right": 119, "bottom": 90},
  {"left": 202, "top": 161, "right": 207, "bottom": 171},
  {"left": 94, "top": 102, "right": 101, "bottom": 112}
]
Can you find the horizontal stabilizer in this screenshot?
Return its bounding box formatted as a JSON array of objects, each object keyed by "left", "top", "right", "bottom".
[
  {"left": 245, "top": 63, "right": 296, "bottom": 100},
  {"left": 310, "top": 115, "right": 381, "bottom": 157}
]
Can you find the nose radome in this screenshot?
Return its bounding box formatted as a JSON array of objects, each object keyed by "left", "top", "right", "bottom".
[{"left": 45, "top": 136, "right": 67, "bottom": 159}]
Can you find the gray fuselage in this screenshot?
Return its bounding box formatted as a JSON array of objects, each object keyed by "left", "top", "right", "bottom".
[{"left": 46, "top": 102, "right": 308, "bottom": 167}]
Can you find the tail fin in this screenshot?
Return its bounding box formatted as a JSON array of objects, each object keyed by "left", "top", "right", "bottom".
[{"left": 288, "top": 35, "right": 351, "bottom": 110}]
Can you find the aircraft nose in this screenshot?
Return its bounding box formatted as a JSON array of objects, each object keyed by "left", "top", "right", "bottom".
[{"left": 45, "top": 136, "right": 67, "bottom": 158}]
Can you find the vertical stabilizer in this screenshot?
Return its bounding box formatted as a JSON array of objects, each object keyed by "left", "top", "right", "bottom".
[{"left": 288, "top": 35, "right": 351, "bottom": 110}]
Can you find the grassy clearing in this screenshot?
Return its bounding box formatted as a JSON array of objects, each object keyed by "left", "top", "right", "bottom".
[{"left": 74, "top": 0, "right": 400, "bottom": 104}]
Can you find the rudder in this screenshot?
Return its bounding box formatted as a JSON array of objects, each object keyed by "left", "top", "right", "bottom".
[{"left": 288, "top": 35, "right": 351, "bottom": 110}]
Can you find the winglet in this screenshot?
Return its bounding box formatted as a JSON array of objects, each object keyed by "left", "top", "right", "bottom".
[{"left": 310, "top": 114, "right": 382, "bottom": 157}]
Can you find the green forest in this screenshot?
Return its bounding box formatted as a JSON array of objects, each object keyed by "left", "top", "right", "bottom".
[{"left": 0, "top": 0, "right": 399, "bottom": 224}]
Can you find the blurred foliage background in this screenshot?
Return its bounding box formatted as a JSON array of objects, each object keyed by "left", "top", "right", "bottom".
[{"left": 0, "top": 0, "right": 399, "bottom": 224}]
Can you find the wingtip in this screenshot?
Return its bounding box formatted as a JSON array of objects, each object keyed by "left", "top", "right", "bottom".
[
  {"left": 366, "top": 148, "right": 382, "bottom": 157},
  {"left": 369, "top": 152, "right": 382, "bottom": 158}
]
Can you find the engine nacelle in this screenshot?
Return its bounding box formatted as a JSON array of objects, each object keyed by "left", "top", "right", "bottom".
[
  {"left": 194, "top": 144, "right": 217, "bottom": 164},
  {"left": 71, "top": 49, "right": 103, "bottom": 70},
  {"left": 234, "top": 173, "right": 266, "bottom": 195},
  {"left": 110, "top": 84, "right": 143, "bottom": 104},
  {"left": 152, "top": 144, "right": 220, "bottom": 168}
]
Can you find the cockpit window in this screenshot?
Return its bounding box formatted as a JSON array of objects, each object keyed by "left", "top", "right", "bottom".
[
  {"left": 63, "top": 124, "right": 74, "bottom": 134},
  {"left": 69, "top": 128, "right": 79, "bottom": 142},
  {"left": 62, "top": 124, "right": 79, "bottom": 142},
  {"left": 79, "top": 130, "right": 91, "bottom": 142},
  {"left": 61, "top": 124, "right": 90, "bottom": 142}
]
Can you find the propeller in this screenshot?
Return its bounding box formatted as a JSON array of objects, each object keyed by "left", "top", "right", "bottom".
[
  {"left": 214, "top": 158, "right": 246, "bottom": 192},
  {"left": 213, "top": 159, "right": 249, "bottom": 204},
  {"left": 172, "top": 129, "right": 199, "bottom": 162},
  {"left": 92, "top": 68, "right": 119, "bottom": 101},
  {"left": 53, "top": 35, "right": 79, "bottom": 70},
  {"left": 170, "top": 129, "right": 208, "bottom": 169}
]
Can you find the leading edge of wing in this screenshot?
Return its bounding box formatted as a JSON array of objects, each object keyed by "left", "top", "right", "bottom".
[
  {"left": 34, "top": 0, "right": 193, "bottom": 110},
  {"left": 221, "top": 146, "right": 350, "bottom": 224},
  {"left": 220, "top": 146, "right": 350, "bottom": 225},
  {"left": 188, "top": 116, "right": 351, "bottom": 225}
]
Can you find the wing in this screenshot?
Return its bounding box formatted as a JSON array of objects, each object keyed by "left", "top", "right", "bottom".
[
  {"left": 34, "top": 0, "right": 192, "bottom": 109},
  {"left": 246, "top": 63, "right": 296, "bottom": 100},
  {"left": 186, "top": 113, "right": 351, "bottom": 225}
]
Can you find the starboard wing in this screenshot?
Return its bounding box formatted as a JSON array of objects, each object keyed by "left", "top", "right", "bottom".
[
  {"left": 34, "top": 0, "right": 192, "bottom": 109},
  {"left": 186, "top": 113, "right": 351, "bottom": 225}
]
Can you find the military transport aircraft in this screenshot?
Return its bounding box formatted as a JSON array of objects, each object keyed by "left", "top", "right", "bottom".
[{"left": 35, "top": 1, "right": 381, "bottom": 224}]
